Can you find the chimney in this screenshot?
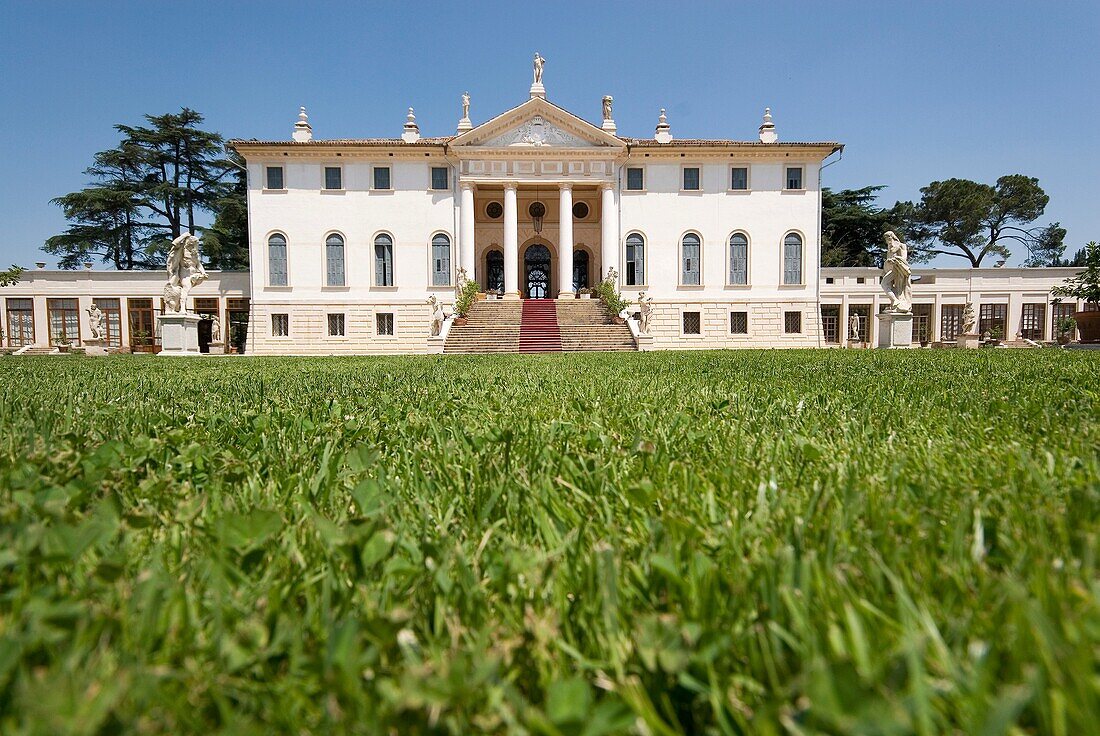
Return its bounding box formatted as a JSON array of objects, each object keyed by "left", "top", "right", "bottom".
[
  {"left": 758, "top": 107, "right": 777, "bottom": 143},
  {"left": 292, "top": 106, "right": 312, "bottom": 142},
  {"left": 402, "top": 107, "right": 421, "bottom": 143},
  {"left": 654, "top": 108, "right": 672, "bottom": 144}
]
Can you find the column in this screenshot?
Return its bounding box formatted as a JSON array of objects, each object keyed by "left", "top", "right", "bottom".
[
  {"left": 558, "top": 183, "right": 574, "bottom": 298},
  {"left": 459, "top": 182, "right": 476, "bottom": 284},
  {"left": 503, "top": 182, "right": 519, "bottom": 299},
  {"left": 600, "top": 182, "right": 619, "bottom": 284}
]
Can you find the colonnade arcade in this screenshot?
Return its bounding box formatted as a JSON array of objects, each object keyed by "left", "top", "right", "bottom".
[{"left": 458, "top": 179, "right": 619, "bottom": 299}]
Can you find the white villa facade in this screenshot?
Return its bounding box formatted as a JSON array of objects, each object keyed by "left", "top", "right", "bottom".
[{"left": 227, "top": 73, "right": 842, "bottom": 354}]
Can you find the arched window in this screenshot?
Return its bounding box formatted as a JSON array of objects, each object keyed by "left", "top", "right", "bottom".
[
  {"left": 325, "top": 233, "right": 345, "bottom": 287},
  {"left": 729, "top": 233, "right": 748, "bottom": 285},
  {"left": 783, "top": 233, "right": 803, "bottom": 285},
  {"left": 374, "top": 234, "right": 394, "bottom": 286},
  {"left": 268, "top": 234, "right": 287, "bottom": 286},
  {"left": 572, "top": 249, "right": 590, "bottom": 290},
  {"left": 681, "top": 233, "right": 701, "bottom": 285},
  {"left": 431, "top": 234, "right": 451, "bottom": 286},
  {"left": 625, "top": 233, "right": 645, "bottom": 286}
]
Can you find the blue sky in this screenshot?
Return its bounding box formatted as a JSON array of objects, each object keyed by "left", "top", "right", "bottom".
[{"left": 1, "top": 0, "right": 1097, "bottom": 268}]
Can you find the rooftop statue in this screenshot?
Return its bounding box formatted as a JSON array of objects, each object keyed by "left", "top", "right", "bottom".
[
  {"left": 533, "top": 52, "right": 545, "bottom": 84},
  {"left": 881, "top": 231, "right": 913, "bottom": 313},
  {"left": 602, "top": 95, "right": 613, "bottom": 121},
  {"left": 462, "top": 92, "right": 470, "bottom": 120},
  {"left": 163, "top": 233, "right": 208, "bottom": 314}
]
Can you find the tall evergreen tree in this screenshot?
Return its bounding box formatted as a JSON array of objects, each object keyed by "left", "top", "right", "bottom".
[
  {"left": 45, "top": 109, "right": 246, "bottom": 270},
  {"left": 821, "top": 186, "right": 913, "bottom": 267}
]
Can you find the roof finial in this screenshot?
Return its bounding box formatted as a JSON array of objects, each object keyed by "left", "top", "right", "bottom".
[
  {"left": 402, "top": 107, "right": 420, "bottom": 143},
  {"left": 292, "top": 105, "right": 312, "bottom": 142},
  {"left": 654, "top": 108, "right": 672, "bottom": 143},
  {"left": 530, "top": 52, "right": 547, "bottom": 99},
  {"left": 759, "top": 106, "right": 777, "bottom": 143}
]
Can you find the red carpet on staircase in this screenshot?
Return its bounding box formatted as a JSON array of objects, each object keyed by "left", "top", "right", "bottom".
[{"left": 519, "top": 299, "right": 562, "bottom": 353}]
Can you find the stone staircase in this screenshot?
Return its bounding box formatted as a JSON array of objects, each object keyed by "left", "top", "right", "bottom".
[
  {"left": 444, "top": 298, "right": 636, "bottom": 354},
  {"left": 13, "top": 345, "right": 61, "bottom": 356}
]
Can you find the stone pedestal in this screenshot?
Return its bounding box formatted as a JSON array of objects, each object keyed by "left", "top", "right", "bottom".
[
  {"left": 83, "top": 338, "right": 108, "bottom": 356},
  {"left": 529, "top": 82, "right": 546, "bottom": 99},
  {"left": 957, "top": 333, "right": 980, "bottom": 349},
  {"left": 157, "top": 313, "right": 203, "bottom": 356},
  {"left": 877, "top": 311, "right": 914, "bottom": 348}
]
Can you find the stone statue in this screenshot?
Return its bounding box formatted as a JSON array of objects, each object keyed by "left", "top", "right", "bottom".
[
  {"left": 637, "top": 291, "right": 654, "bottom": 334},
  {"left": 428, "top": 295, "right": 446, "bottom": 337},
  {"left": 462, "top": 92, "right": 470, "bottom": 120},
  {"left": 455, "top": 267, "right": 469, "bottom": 298},
  {"left": 533, "top": 52, "right": 545, "bottom": 84},
  {"left": 881, "top": 231, "right": 913, "bottom": 313},
  {"left": 962, "top": 302, "right": 977, "bottom": 334},
  {"left": 87, "top": 304, "right": 105, "bottom": 341},
  {"left": 848, "top": 313, "right": 861, "bottom": 342},
  {"left": 163, "top": 233, "right": 208, "bottom": 314},
  {"left": 206, "top": 313, "right": 222, "bottom": 344},
  {"left": 602, "top": 95, "right": 613, "bottom": 121}
]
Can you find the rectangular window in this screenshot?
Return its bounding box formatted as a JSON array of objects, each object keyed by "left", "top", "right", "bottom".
[
  {"left": 127, "top": 298, "right": 157, "bottom": 349},
  {"left": 93, "top": 297, "right": 123, "bottom": 348},
  {"left": 683, "top": 167, "right": 700, "bottom": 191},
  {"left": 913, "top": 303, "right": 933, "bottom": 343},
  {"left": 271, "top": 313, "right": 289, "bottom": 337},
  {"left": 940, "top": 304, "right": 963, "bottom": 342},
  {"left": 431, "top": 167, "right": 449, "bottom": 190},
  {"left": 373, "top": 166, "right": 391, "bottom": 190},
  {"left": 730, "top": 167, "right": 748, "bottom": 190},
  {"left": 324, "top": 166, "right": 342, "bottom": 190},
  {"left": 784, "top": 311, "right": 803, "bottom": 334},
  {"left": 1021, "top": 303, "right": 1045, "bottom": 341},
  {"left": 1053, "top": 302, "right": 1077, "bottom": 339},
  {"left": 682, "top": 311, "right": 701, "bottom": 335},
  {"left": 327, "top": 313, "right": 345, "bottom": 337},
  {"left": 5, "top": 297, "right": 34, "bottom": 347},
  {"left": 376, "top": 312, "right": 394, "bottom": 336},
  {"left": 730, "top": 311, "right": 748, "bottom": 335},
  {"left": 825, "top": 277, "right": 835, "bottom": 284},
  {"left": 785, "top": 167, "right": 803, "bottom": 190},
  {"left": 820, "top": 305, "right": 840, "bottom": 344},
  {"left": 856, "top": 277, "right": 865, "bottom": 284},
  {"left": 266, "top": 166, "right": 284, "bottom": 190},
  {"left": 979, "top": 303, "right": 1008, "bottom": 338},
  {"left": 626, "top": 167, "right": 644, "bottom": 191},
  {"left": 47, "top": 298, "right": 80, "bottom": 346}
]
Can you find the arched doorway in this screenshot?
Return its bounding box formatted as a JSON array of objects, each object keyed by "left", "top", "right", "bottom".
[
  {"left": 573, "top": 250, "right": 590, "bottom": 291},
  {"left": 485, "top": 250, "right": 504, "bottom": 293},
  {"left": 524, "top": 243, "right": 552, "bottom": 299}
]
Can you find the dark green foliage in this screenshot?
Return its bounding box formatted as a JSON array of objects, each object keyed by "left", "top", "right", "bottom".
[
  {"left": 0, "top": 265, "right": 24, "bottom": 287},
  {"left": 820, "top": 186, "right": 914, "bottom": 267},
  {"left": 0, "top": 352, "right": 1097, "bottom": 734},
  {"left": 1052, "top": 241, "right": 1100, "bottom": 303},
  {"left": 45, "top": 109, "right": 246, "bottom": 270},
  {"left": 905, "top": 175, "right": 1064, "bottom": 266}
]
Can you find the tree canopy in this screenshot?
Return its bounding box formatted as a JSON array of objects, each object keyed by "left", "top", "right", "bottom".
[
  {"left": 45, "top": 109, "right": 246, "bottom": 270},
  {"left": 0, "top": 265, "right": 25, "bottom": 287},
  {"left": 821, "top": 186, "right": 911, "bottom": 267},
  {"left": 906, "top": 175, "right": 1064, "bottom": 267}
]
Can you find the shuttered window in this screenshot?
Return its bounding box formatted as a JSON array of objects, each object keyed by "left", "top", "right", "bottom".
[
  {"left": 431, "top": 234, "right": 451, "bottom": 286},
  {"left": 268, "top": 234, "right": 288, "bottom": 286},
  {"left": 625, "top": 234, "right": 645, "bottom": 286},
  {"left": 729, "top": 233, "right": 748, "bottom": 285},
  {"left": 374, "top": 234, "right": 394, "bottom": 286},
  {"left": 681, "top": 233, "right": 701, "bottom": 285},
  {"left": 325, "top": 234, "right": 345, "bottom": 287},
  {"left": 783, "top": 233, "right": 803, "bottom": 285}
]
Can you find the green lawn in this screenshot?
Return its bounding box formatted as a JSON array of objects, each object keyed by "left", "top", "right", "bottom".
[{"left": 0, "top": 351, "right": 1097, "bottom": 735}]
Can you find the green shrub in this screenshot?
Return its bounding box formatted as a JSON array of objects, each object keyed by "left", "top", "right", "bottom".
[{"left": 453, "top": 277, "right": 481, "bottom": 317}]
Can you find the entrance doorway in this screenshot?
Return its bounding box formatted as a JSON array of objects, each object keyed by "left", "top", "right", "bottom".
[
  {"left": 524, "top": 243, "right": 552, "bottom": 299},
  {"left": 486, "top": 249, "right": 504, "bottom": 293}
]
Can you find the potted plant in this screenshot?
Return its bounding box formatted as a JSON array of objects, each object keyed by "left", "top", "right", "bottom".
[
  {"left": 1051, "top": 241, "right": 1100, "bottom": 343},
  {"left": 578, "top": 288, "right": 592, "bottom": 300},
  {"left": 56, "top": 338, "right": 72, "bottom": 354},
  {"left": 452, "top": 278, "right": 481, "bottom": 326},
  {"left": 130, "top": 329, "right": 153, "bottom": 353},
  {"left": 1055, "top": 314, "right": 1077, "bottom": 345},
  {"left": 987, "top": 326, "right": 1004, "bottom": 346}
]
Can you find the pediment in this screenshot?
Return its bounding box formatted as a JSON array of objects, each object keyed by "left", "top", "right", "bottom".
[{"left": 452, "top": 97, "right": 624, "bottom": 150}]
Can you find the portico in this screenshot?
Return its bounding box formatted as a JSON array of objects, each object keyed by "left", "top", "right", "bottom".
[{"left": 450, "top": 95, "right": 625, "bottom": 298}]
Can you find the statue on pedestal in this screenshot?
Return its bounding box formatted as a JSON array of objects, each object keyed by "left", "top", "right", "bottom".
[
  {"left": 637, "top": 291, "right": 654, "bottom": 334},
  {"left": 849, "top": 313, "right": 861, "bottom": 342},
  {"left": 163, "top": 233, "right": 208, "bottom": 314},
  {"left": 602, "top": 95, "right": 613, "bottom": 121},
  {"left": 87, "top": 304, "right": 105, "bottom": 341},
  {"left": 881, "top": 231, "right": 913, "bottom": 313},
  {"left": 533, "top": 52, "right": 546, "bottom": 84},
  {"left": 428, "top": 295, "right": 446, "bottom": 337},
  {"left": 462, "top": 92, "right": 470, "bottom": 120}
]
